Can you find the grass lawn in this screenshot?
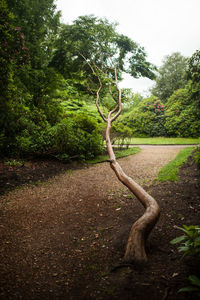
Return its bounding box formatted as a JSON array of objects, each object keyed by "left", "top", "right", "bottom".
[
  {"left": 87, "top": 147, "right": 141, "bottom": 164},
  {"left": 115, "top": 137, "right": 200, "bottom": 145},
  {"left": 157, "top": 147, "right": 195, "bottom": 182}
]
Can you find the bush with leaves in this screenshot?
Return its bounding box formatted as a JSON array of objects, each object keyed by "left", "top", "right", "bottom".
[
  {"left": 165, "top": 88, "right": 200, "bottom": 137},
  {"left": 110, "top": 122, "right": 133, "bottom": 146},
  {"left": 171, "top": 225, "right": 200, "bottom": 297},
  {"left": 178, "top": 275, "right": 200, "bottom": 296},
  {"left": 186, "top": 49, "right": 200, "bottom": 106},
  {"left": 120, "top": 96, "right": 166, "bottom": 137},
  {"left": 170, "top": 225, "right": 200, "bottom": 258},
  {"left": 50, "top": 113, "right": 103, "bottom": 160}
]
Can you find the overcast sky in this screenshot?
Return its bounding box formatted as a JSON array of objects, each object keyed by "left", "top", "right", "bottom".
[{"left": 56, "top": 0, "right": 200, "bottom": 95}]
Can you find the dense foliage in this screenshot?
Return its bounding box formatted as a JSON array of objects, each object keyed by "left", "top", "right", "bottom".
[
  {"left": 0, "top": 0, "right": 157, "bottom": 160},
  {"left": 115, "top": 51, "right": 200, "bottom": 138},
  {"left": 1, "top": 0, "right": 199, "bottom": 161},
  {"left": 119, "top": 96, "right": 166, "bottom": 137},
  {"left": 151, "top": 52, "right": 188, "bottom": 103},
  {"left": 50, "top": 15, "right": 156, "bottom": 89},
  {"left": 185, "top": 49, "right": 200, "bottom": 105},
  {"left": 165, "top": 88, "right": 200, "bottom": 137},
  {"left": 171, "top": 225, "right": 200, "bottom": 297},
  {"left": 0, "top": 0, "right": 104, "bottom": 159}
]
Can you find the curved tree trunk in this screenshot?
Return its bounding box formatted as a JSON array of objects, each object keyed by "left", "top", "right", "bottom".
[
  {"left": 80, "top": 57, "right": 160, "bottom": 264},
  {"left": 106, "top": 115, "right": 160, "bottom": 264}
]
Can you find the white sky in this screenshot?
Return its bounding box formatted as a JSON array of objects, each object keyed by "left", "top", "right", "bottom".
[{"left": 55, "top": 0, "right": 200, "bottom": 95}]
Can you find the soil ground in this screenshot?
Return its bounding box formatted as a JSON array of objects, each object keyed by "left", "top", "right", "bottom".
[{"left": 0, "top": 146, "right": 199, "bottom": 300}]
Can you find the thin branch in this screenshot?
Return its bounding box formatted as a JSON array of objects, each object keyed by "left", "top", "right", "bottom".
[
  {"left": 93, "top": 64, "right": 107, "bottom": 122},
  {"left": 108, "top": 85, "right": 119, "bottom": 116},
  {"left": 96, "top": 81, "right": 107, "bottom": 122},
  {"left": 78, "top": 52, "right": 107, "bottom": 122},
  {"left": 78, "top": 52, "right": 121, "bottom": 123},
  {"left": 109, "top": 85, "right": 114, "bottom": 98},
  {"left": 111, "top": 68, "right": 122, "bottom": 122},
  {"left": 86, "top": 81, "right": 95, "bottom": 95},
  {"left": 78, "top": 52, "right": 96, "bottom": 74}
]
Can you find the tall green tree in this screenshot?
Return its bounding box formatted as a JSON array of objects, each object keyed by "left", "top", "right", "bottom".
[
  {"left": 185, "top": 49, "right": 200, "bottom": 105},
  {"left": 0, "top": 0, "right": 64, "bottom": 154},
  {"left": 7, "top": 0, "right": 60, "bottom": 68},
  {"left": 165, "top": 88, "right": 200, "bottom": 137},
  {"left": 0, "top": 0, "right": 29, "bottom": 150},
  {"left": 151, "top": 52, "right": 188, "bottom": 102},
  {"left": 163, "top": 50, "right": 200, "bottom": 137},
  {"left": 50, "top": 15, "right": 156, "bottom": 93},
  {"left": 0, "top": 0, "right": 29, "bottom": 100},
  {"left": 6, "top": 0, "right": 61, "bottom": 108}
]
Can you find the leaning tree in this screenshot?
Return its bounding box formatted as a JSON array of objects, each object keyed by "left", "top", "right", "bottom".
[
  {"left": 84, "top": 61, "right": 160, "bottom": 263},
  {"left": 52, "top": 15, "right": 160, "bottom": 263}
]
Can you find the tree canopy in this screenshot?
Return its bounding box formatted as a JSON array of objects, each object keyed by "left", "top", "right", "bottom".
[
  {"left": 50, "top": 15, "right": 156, "bottom": 91},
  {"left": 151, "top": 52, "right": 188, "bottom": 102},
  {"left": 185, "top": 49, "right": 200, "bottom": 104}
]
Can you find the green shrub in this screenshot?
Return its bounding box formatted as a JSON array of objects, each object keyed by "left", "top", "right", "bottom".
[
  {"left": 110, "top": 122, "right": 133, "bottom": 145},
  {"left": 170, "top": 225, "right": 200, "bottom": 258},
  {"left": 178, "top": 275, "right": 200, "bottom": 297},
  {"left": 171, "top": 225, "right": 200, "bottom": 297},
  {"left": 50, "top": 113, "right": 103, "bottom": 160},
  {"left": 165, "top": 88, "right": 200, "bottom": 137},
  {"left": 120, "top": 96, "right": 166, "bottom": 137}
]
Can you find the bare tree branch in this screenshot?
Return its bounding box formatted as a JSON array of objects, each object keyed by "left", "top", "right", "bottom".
[
  {"left": 96, "top": 80, "right": 107, "bottom": 122},
  {"left": 110, "top": 68, "right": 122, "bottom": 121},
  {"left": 79, "top": 52, "right": 107, "bottom": 122}
]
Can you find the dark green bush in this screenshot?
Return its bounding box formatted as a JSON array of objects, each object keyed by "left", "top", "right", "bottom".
[
  {"left": 165, "top": 88, "right": 200, "bottom": 137},
  {"left": 50, "top": 113, "right": 103, "bottom": 160},
  {"left": 120, "top": 96, "right": 166, "bottom": 137},
  {"left": 170, "top": 225, "right": 200, "bottom": 297},
  {"left": 110, "top": 122, "right": 133, "bottom": 145}
]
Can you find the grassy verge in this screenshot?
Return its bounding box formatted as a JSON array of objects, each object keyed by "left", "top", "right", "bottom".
[
  {"left": 157, "top": 147, "right": 194, "bottom": 182},
  {"left": 87, "top": 147, "right": 140, "bottom": 164},
  {"left": 115, "top": 137, "right": 200, "bottom": 145}
]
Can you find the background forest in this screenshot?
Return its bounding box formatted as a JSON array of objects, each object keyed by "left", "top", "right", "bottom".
[{"left": 1, "top": 0, "right": 200, "bottom": 160}]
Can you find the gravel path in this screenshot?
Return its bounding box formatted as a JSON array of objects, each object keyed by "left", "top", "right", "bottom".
[
  {"left": 0, "top": 145, "right": 195, "bottom": 299},
  {"left": 1, "top": 146, "right": 183, "bottom": 211}
]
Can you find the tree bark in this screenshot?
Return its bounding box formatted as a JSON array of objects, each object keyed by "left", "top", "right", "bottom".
[{"left": 105, "top": 114, "right": 160, "bottom": 263}]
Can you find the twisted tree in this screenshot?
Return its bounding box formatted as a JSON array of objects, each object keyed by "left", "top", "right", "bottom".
[
  {"left": 51, "top": 15, "right": 160, "bottom": 263},
  {"left": 90, "top": 63, "right": 160, "bottom": 263}
]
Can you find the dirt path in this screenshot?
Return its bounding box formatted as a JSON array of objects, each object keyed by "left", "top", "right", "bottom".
[
  {"left": 0, "top": 146, "right": 180, "bottom": 219},
  {"left": 0, "top": 146, "right": 199, "bottom": 300}
]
